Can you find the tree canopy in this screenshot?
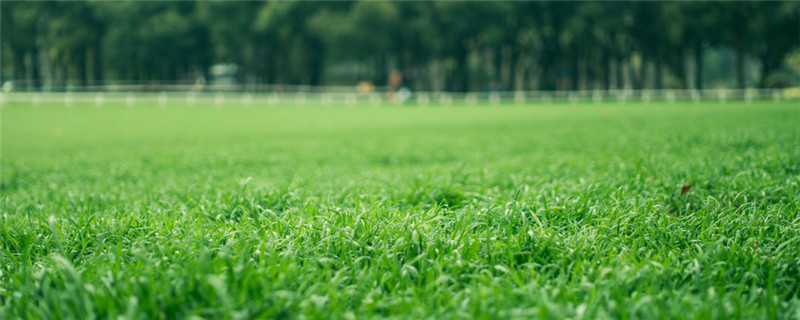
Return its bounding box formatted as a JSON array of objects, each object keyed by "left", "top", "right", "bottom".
[{"left": 2, "top": 1, "right": 798, "bottom": 91}]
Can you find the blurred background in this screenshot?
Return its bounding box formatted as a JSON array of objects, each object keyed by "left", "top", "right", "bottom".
[{"left": 1, "top": 1, "right": 799, "bottom": 95}]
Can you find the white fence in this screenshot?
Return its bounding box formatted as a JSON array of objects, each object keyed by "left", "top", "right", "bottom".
[{"left": 0, "top": 88, "right": 796, "bottom": 107}]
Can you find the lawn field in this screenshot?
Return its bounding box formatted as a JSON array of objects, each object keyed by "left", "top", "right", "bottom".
[{"left": 1, "top": 101, "right": 799, "bottom": 319}]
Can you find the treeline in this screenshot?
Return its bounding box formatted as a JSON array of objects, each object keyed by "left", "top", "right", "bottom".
[{"left": 2, "top": 1, "right": 798, "bottom": 92}]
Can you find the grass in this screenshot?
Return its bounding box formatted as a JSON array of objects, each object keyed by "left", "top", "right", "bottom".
[{"left": 1, "top": 100, "right": 799, "bottom": 319}]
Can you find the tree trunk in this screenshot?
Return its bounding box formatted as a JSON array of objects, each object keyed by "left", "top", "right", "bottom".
[
  {"left": 636, "top": 56, "right": 646, "bottom": 90},
  {"left": 79, "top": 50, "right": 88, "bottom": 86},
  {"left": 308, "top": 39, "right": 324, "bottom": 86},
  {"left": 501, "top": 46, "right": 512, "bottom": 90},
  {"left": 570, "top": 55, "right": 579, "bottom": 90},
  {"left": 758, "top": 52, "right": 780, "bottom": 88},
  {"left": 490, "top": 48, "right": 496, "bottom": 90},
  {"left": 38, "top": 43, "right": 55, "bottom": 89},
  {"left": 654, "top": 58, "right": 663, "bottom": 90},
  {"left": 604, "top": 57, "right": 611, "bottom": 91},
  {"left": 454, "top": 46, "right": 469, "bottom": 92},
  {"left": 541, "top": 61, "right": 557, "bottom": 91},
  {"left": 93, "top": 41, "right": 103, "bottom": 85},
  {"left": 12, "top": 49, "right": 26, "bottom": 87},
  {"left": 24, "top": 50, "right": 35, "bottom": 90},
  {"left": 676, "top": 48, "right": 687, "bottom": 89},
  {"left": 694, "top": 44, "right": 703, "bottom": 90},
  {"left": 509, "top": 47, "right": 519, "bottom": 91},
  {"left": 735, "top": 46, "right": 745, "bottom": 89},
  {"left": 609, "top": 57, "right": 619, "bottom": 91}
]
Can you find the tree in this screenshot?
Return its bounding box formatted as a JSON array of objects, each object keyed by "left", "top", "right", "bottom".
[
  {"left": 196, "top": 1, "right": 263, "bottom": 83},
  {"left": 309, "top": 2, "right": 402, "bottom": 85},
  {"left": 1, "top": 2, "right": 47, "bottom": 88},
  {"left": 2, "top": 1, "right": 798, "bottom": 91},
  {"left": 255, "top": 2, "right": 327, "bottom": 85},
  {"left": 47, "top": 2, "right": 102, "bottom": 86},
  {"left": 754, "top": 2, "right": 800, "bottom": 87}
]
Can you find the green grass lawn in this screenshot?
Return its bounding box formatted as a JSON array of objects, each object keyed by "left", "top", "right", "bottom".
[{"left": 1, "top": 101, "right": 799, "bottom": 319}]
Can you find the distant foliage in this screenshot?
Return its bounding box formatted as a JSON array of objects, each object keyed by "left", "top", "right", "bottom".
[{"left": 1, "top": 1, "right": 798, "bottom": 90}]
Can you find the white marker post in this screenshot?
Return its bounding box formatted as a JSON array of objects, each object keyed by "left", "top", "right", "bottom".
[
  {"left": 465, "top": 93, "right": 477, "bottom": 106},
  {"left": 186, "top": 92, "right": 196, "bottom": 107},
  {"left": 417, "top": 93, "right": 430, "bottom": 106},
  {"left": 294, "top": 93, "right": 307, "bottom": 106},
  {"left": 158, "top": 92, "right": 168, "bottom": 107},
  {"left": 215, "top": 92, "right": 225, "bottom": 107},
  {"left": 95, "top": 93, "right": 105, "bottom": 107},
  {"left": 515, "top": 91, "right": 526, "bottom": 104},
  {"left": 64, "top": 92, "right": 73, "bottom": 107},
  {"left": 666, "top": 90, "right": 676, "bottom": 104},
  {"left": 369, "top": 93, "right": 381, "bottom": 106},
  {"left": 126, "top": 93, "right": 136, "bottom": 107},
  {"left": 439, "top": 94, "right": 452, "bottom": 106},
  {"left": 321, "top": 93, "right": 332, "bottom": 106},
  {"left": 489, "top": 92, "right": 501, "bottom": 106},
  {"left": 242, "top": 93, "right": 252, "bottom": 106}
]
